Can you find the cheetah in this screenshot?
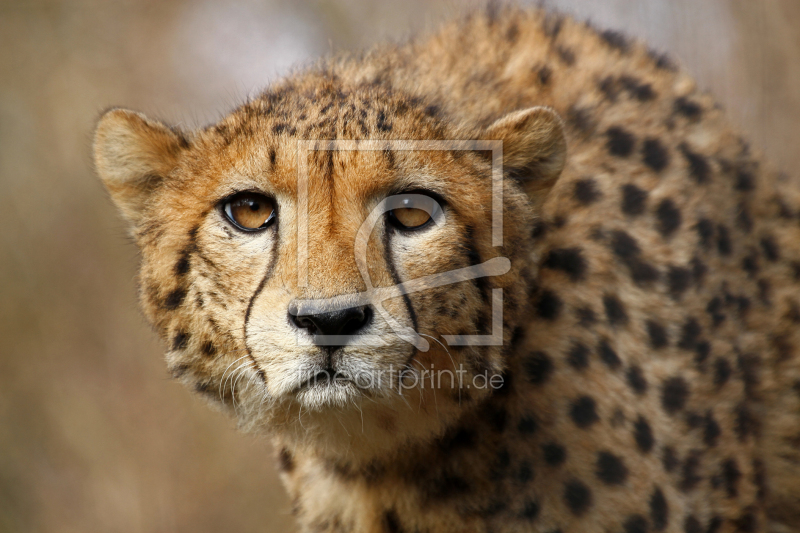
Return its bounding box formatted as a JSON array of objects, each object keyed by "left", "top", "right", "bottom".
[{"left": 93, "top": 5, "right": 800, "bottom": 533}]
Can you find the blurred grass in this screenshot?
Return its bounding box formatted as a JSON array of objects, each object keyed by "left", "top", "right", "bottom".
[{"left": 0, "top": 1, "right": 797, "bottom": 532}]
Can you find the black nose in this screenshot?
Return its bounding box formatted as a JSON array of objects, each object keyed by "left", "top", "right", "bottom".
[{"left": 290, "top": 305, "right": 372, "bottom": 338}]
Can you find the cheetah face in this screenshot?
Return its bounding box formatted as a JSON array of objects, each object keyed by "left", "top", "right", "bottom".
[{"left": 94, "top": 88, "right": 565, "bottom": 455}]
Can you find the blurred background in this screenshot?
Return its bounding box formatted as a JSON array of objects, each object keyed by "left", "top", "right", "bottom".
[{"left": 0, "top": 0, "right": 798, "bottom": 531}]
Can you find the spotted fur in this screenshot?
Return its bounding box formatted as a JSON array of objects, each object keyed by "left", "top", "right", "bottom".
[{"left": 94, "top": 6, "right": 800, "bottom": 533}]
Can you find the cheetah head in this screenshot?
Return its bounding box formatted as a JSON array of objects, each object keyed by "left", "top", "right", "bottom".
[{"left": 94, "top": 76, "right": 566, "bottom": 460}]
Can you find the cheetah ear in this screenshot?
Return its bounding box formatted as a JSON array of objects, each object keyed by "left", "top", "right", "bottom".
[
  {"left": 483, "top": 106, "right": 566, "bottom": 204},
  {"left": 93, "top": 108, "right": 190, "bottom": 226}
]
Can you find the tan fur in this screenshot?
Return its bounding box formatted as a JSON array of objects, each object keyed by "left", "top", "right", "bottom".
[{"left": 94, "top": 6, "right": 800, "bottom": 533}]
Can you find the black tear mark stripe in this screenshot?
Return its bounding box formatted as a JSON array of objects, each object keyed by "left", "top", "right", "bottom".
[
  {"left": 464, "top": 226, "right": 491, "bottom": 304},
  {"left": 243, "top": 226, "right": 281, "bottom": 383},
  {"left": 382, "top": 224, "right": 420, "bottom": 340}
]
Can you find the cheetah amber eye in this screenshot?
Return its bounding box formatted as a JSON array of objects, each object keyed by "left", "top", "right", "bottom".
[
  {"left": 386, "top": 193, "right": 443, "bottom": 231},
  {"left": 223, "top": 192, "right": 276, "bottom": 231}
]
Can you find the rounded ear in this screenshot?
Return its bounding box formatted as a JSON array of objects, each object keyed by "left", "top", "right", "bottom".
[
  {"left": 93, "top": 108, "right": 189, "bottom": 226},
  {"left": 483, "top": 106, "right": 566, "bottom": 206}
]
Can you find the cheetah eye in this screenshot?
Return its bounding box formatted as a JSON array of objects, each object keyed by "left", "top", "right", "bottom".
[
  {"left": 386, "top": 193, "right": 443, "bottom": 231},
  {"left": 222, "top": 192, "right": 276, "bottom": 231}
]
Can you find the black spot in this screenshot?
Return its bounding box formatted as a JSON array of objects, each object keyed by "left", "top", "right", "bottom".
[
  {"left": 175, "top": 250, "right": 192, "bottom": 276},
  {"left": 680, "top": 452, "right": 702, "bottom": 491},
  {"left": 667, "top": 266, "right": 692, "bottom": 299},
  {"left": 537, "top": 65, "right": 552, "bottom": 85},
  {"left": 573, "top": 178, "right": 601, "bottom": 204},
  {"left": 735, "top": 169, "right": 755, "bottom": 192},
  {"left": 606, "top": 127, "right": 636, "bottom": 157},
  {"left": 714, "top": 358, "right": 731, "bottom": 387},
  {"left": 556, "top": 46, "right": 576, "bottom": 65},
  {"left": 642, "top": 138, "right": 670, "bottom": 172},
  {"left": 543, "top": 248, "right": 587, "bottom": 281},
  {"left": 621, "top": 184, "right": 648, "bottom": 215},
  {"left": 662, "top": 377, "right": 689, "bottom": 414},
  {"left": 704, "top": 412, "right": 721, "bottom": 447},
  {"left": 563, "top": 479, "right": 592, "bottom": 516},
  {"left": 376, "top": 110, "right": 392, "bottom": 132},
  {"left": 524, "top": 351, "right": 553, "bottom": 385},
  {"left": 656, "top": 198, "right": 682, "bottom": 237},
  {"left": 425, "top": 473, "right": 471, "bottom": 500},
  {"left": 570, "top": 396, "right": 599, "bottom": 428},
  {"left": 600, "top": 29, "right": 630, "bottom": 52},
  {"left": 738, "top": 353, "right": 761, "bottom": 399},
  {"left": 742, "top": 249, "right": 759, "bottom": 278},
  {"left": 760, "top": 236, "right": 780, "bottom": 262},
  {"left": 684, "top": 515, "right": 702, "bottom": 533},
  {"left": 733, "top": 510, "right": 757, "bottom": 533},
  {"left": 695, "top": 218, "right": 714, "bottom": 247},
  {"left": 674, "top": 97, "right": 702, "bottom": 119},
  {"left": 438, "top": 426, "right": 476, "bottom": 452},
  {"left": 543, "top": 443, "right": 567, "bottom": 466},
  {"left": 172, "top": 331, "right": 190, "bottom": 350},
  {"left": 722, "top": 458, "right": 741, "bottom": 497},
  {"left": 662, "top": 446, "right": 678, "bottom": 472},
  {"left": 627, "top": 366, "right": 648, "bottom": 395},
  {"left": 610, "top": 229, "right": 642, "bottom": 258},
  {"left": 567, "top": 106, "right": 594, "bottom": 134},
  {"left": 634, "top": 415, "right": 655, "bottom": 453},
  {"left": 518, "top": 415, "right": 538, "bottom": 435},
  {"left": 535, "top": 290, "right": 562, "bottom": 320},
  {"left": 650, "top": 49, "right": 675, "bottom": 70},
  {"left": 567, "top": 341, "right": 590, "bottom": 369},
  {"left": 598, "top": 75, "right": 619, "bottom": 101},
  {"left": 603, "top": 294, "right": 629, "bottom": 326},
  {"left": 531, "top": 220, "right": 548, "bottom": 239},
  {"left": 269, "top": 148, "right": 276, "bottom": 166},
  {"left": 164, "top": 287, "right": 187, "bottom": 310},
  {"left": 707, "top": 297, "right": 726, "bottom": 327},
  {"left": 598, "top": 339, "right": 622, "bottom": 369},
  {"left": 278, "top": 448, "right": 295, "bottom": 472},
  {"left": 201, "top": 340, "right": 215, "bottom": 357},
  {"left": 717, "top": 225, "right": 732, "bottom": 255},
  {"left": 650, "top": 487, "right": 669, "bottom": 531},
  {"left": 707, "top": 516, "right": 723, "bottom": 533},
  {"left": 619, "top": 75, "right": 657, "bottom": 101},
  {"left": 623, "top": 515, "right": 648, "bottom": 533},
  {"left": 382, "top": 509, "right": 403, "bottom": 533},
  {"left": 596, "top": 451, "right": 628, "bottom": 485},
  {"left": 679, "top": 144, "right": 711, "bottom": 183},
  {"left": 576, "top": 307, "right": 597, "bottom": 327},
  {"left": 677, "top": 318, "right": 702, "bottom": 351},
  {"left": 520, "top": 499, "right": 540, "bottom": 521},
  {"left": 516, "top": 461, "right": 534, "bottom": 484},
  {"left": 647, "top": 321, "right": 669, "bottom": 349},
  {"left": 483, "top": 404, "right": 507, "bottom": 434},
  {"left": 686, "top": 411, "right": 704, "bottom": 429}
]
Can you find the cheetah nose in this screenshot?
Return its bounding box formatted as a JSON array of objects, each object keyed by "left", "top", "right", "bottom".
[{"left": 289, "top": 305, "right": 372, "bottom": 338}]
